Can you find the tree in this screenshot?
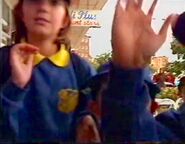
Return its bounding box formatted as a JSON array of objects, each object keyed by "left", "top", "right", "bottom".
[
  {"left": 167, "top": 61, "right": 185, "bottom": 76},
  {"left": 91, "top": 53, "right": 112, "bottom": 69},
  {"left": 168, "top": 38, "right": 185, "bottom": 76},
  {"left": 157, "top": 87, "right": 178, "bottom": 101},
  {"left": 171, "top": 39, "right": 185, "bottom": 59}
]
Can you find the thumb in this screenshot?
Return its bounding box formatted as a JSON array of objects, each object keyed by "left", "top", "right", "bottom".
[
  {"left": 88, "top": 121, "right": 101, "bottom": 142},
  {"left": 159, "top": 14, "right": 174, "bottom": 38},
  {"left": 114, "top": 0, "right": 126, "bottom": 19},
  {"left": 171, "top": 14, "right": 179, "bottom": 29}
]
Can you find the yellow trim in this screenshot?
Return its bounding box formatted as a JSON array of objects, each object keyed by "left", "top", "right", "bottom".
[
  {"left": 48, "top": 45, "right": 70, "bottom": 67},
  {"left": 34, "top": 44, "right": 70, "bottom": 67},
  {"left": 34, "top": 53, "right": 45, "bottom": 66}
]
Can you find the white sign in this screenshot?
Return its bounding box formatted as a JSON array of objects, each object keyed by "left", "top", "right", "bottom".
[{"left": 70, "top": 10, "right": 101, "bottom": 28}]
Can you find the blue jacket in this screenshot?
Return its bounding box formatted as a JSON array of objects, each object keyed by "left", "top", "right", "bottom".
[
  {"left": 0, "top": 45, "right": 96, "bottom": 142},
  {"left": 156, "top": 104, "right": 185, "bottom": 140},
  {"left": 1, "top": 46, "right": 184, "bottom": 142},
  {"left": 101, "top": 66, "right": 182, "bottom": 142}
]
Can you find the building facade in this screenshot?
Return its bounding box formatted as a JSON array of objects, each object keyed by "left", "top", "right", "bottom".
[
  {"left": 72, "top": 35, "right": 92, "bottom": 62},
  {"left": 150, "top": 56, "right": 169, "bottom": 72}
]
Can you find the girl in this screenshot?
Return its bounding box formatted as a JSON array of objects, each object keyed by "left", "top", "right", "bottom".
[{"left": 0, "top": 0, "right": 99, "bottom": 142}]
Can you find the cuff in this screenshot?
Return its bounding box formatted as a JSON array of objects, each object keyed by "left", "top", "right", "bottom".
[
  {"left": 107, "top": 64, "right": 145, "bottom": 100},
  {"left": 111, "top": 63, "right": 144, "bottom": 84},
  {"left": 1, "top": 80, "right": 29, "bottom": 102}
]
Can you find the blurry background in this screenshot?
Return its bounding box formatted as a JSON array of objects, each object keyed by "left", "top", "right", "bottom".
[{"left": 1, "top": 0, "right": 185, "bottom": 116}]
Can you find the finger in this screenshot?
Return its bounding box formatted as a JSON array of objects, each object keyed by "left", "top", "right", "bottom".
[
  {"left": 11, "top": 44, "right": 37, "bottom": 67},
  {"left": 22, "top": 50, "right": 38, "bottom": 56},
  {"left": 20, "top": 53, "right": 33, "bottom": 65},
  {"left": 148, "top": 0, "right": 158, "bottom": 17},
  {"left": 114, "top": 0, "right": 126, "bottom": 22},
  {"left": 118, "top": 0, "right": 127, "bottom": 11},
  {"left": 159, "top": 15, "right": 173, "bottom": 37},
  {"left": 19, "top": 44, "right": 39, "bottom": 53},
  {"left": 12, "top": 44, "right": 39, "bottom": 56},
  {"left": 27, "top": 54, "right": 34, "bottom": 67},
  {"left": 171, "top": 14, "right": 179, "bottom": 28},
  {"left": 77, "top": 115, "right": 100, "bottom": 142},
  {"left": 90, "top": 123, "right": 101, "bottom": 142},
  {"left": 126, "top": 0, "right": 137, "bottom": 10},
  {"left": 10, "top": 45, "right": 23, "bottom": 63},
  {"left": 16, "top": 49, "right": 37, "bottom": 64},
  {"left": 76, "top": 116, "right": 91, "bottom": 142},
  {"left": 137, "top": 0, "right": 143, "bottom": 8}
]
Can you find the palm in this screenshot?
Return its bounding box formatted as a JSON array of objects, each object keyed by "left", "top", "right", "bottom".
[
  {"left": 12, "top": 57, "right": 33, "bottom": 87},
  {"left": 10, "top": 44, "right": 38, "bottom": 88},
  {"left": 112, "top": 0, "right": 173, "bottom": 68}
]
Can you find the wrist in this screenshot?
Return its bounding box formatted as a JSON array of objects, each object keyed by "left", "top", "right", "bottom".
[
  {"left": 133, "top": 53, "right": 152, "bottom": 68},
  {"left": 12, "top": 78, "right": 28, "bottom": 89}
]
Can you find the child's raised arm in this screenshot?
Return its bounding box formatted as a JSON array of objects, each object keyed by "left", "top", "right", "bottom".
[
  {"left": 112, "top": 0, "right": 174, "bottom": 69},
  {"left": 102, "top": 0, "right": 179, "bottom": 142}
]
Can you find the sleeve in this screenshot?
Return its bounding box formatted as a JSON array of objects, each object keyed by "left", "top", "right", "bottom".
[
  {"left": 0, "top": 46, "right": 28, "bottom": 141},
  {"left": 0, "top": 80, "right": 28, "bottom": 141},
  {"left": 1, "top": 80, "right": 28, "bottom": 112},
  {"left": 156, "top": 111, "right": 182, "bottom": 141},
  {"left": 0, "top": 46, "right": 28, "bottom": 112},
  {"left": 71, "top": 53, "right": 97, "bottom": 89},
  {"left": 101, "top": 64, "right": 177, "bottom": 142},
  {"left": 70, "top": 54, "right": 98, "bottom": 140}
]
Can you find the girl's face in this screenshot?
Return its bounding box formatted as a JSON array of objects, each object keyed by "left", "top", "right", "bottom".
[{"left": 22, "top": 0, "right": 68, "bottom": 39}]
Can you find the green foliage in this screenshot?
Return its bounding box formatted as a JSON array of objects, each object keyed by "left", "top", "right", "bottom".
[
  {"left": 91, "top": 52, "right": 112, "bottom": 69},
  {"left": 167, "top": 62, "right": 185, "bottom": 76},
  {"left": 168, "top": 39, "right": 185, "bottom": 76},
  {"left": 157, "top": 87, "right": 178, "bottom": 101},
  {"left": 171, "top": 39, "right": 185, "bottom": 60},
  {"left": 91, "top": 60, "right": 100, "bottom": 70}
]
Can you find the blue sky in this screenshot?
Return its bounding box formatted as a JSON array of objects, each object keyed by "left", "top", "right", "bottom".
[{"left": 89, "top": 0, "right": 185, "bottom": 62}]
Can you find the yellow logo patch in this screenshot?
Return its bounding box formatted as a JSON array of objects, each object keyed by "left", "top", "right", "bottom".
[{"left": 58, "top": 89, "right": 79, "bottom": 113}]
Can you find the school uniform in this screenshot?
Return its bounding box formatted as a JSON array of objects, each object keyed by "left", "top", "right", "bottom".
[{"left": 0, "top": 45, "right": 96, "bottom": 142}]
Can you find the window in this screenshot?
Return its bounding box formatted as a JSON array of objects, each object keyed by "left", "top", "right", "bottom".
[
  {"left": 1, "top": 0, "right": 13, "bottom": 46},
  {"left": 2, "top": 0, "right": 10, "bottom": 23}
]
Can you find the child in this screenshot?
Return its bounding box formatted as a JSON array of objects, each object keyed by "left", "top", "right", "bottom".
[
  {"left": 0, "top": 0, "right": 99, "bottom": 142},
  {"left": 84, "top": 1, "right": 184, "bottom": 142},
  {"left": 88, "top": 64, "right": 161, "bottom": 141},
  {"left": 100, "top": 0, "right": 181, "bottom": 142}
]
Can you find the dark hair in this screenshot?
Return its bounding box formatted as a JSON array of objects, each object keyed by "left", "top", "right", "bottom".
[
  {"left": 178, "top": 76, "right": 185, "bottom": 92},
  {"left": 13, "top": 0, "right": 71, "bottom": 47},
  {"left": 172, "top": 12, "right": 185, "bottom": 45}
]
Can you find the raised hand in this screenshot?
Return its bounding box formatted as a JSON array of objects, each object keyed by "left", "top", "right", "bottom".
[
  {"left": 112, "top": 0, "right": 175, "bottom": 69},
  {"left": 10, "top": 43, "right": 38, "bottom": 88}
]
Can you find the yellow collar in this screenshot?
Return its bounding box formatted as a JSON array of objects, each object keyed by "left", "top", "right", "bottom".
[{"left": 34, "top": 44, "right": 71, "bottom": 67}]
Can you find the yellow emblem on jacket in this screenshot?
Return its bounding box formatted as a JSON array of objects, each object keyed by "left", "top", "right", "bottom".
[{"left": 58, "top": 89, "right": 79, "bottom": 113}]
